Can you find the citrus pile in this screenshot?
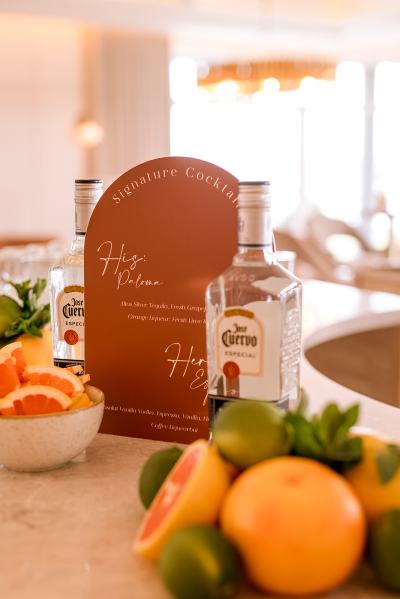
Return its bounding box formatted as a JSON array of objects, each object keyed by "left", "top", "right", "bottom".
[
  {"left": 0, "top": 342, "right": 93, "bottom": 415},
  {"left": 133, "top": 399, "right": 400, "bottom": 598}
]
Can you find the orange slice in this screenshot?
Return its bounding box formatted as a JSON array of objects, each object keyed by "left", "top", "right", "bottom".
[
  {"left": 133, "top": 439, "right": 231, "bottom": 561},
  {"left": 69, "top": 392, "right": 93, "bottom": 410},
  {"left": 67, "top": 365, "right": 84, "bottom": 375},
  {"left": 0, "top": 352, "right": 20, "bottom": 397},
  {"left": 24, "top": 365, "right": 84, "bottom": 396},
  {"left": 4, "top": 384, "right": 72, "bottom": 415},
  {"left": 0, "top": 341, "right": 26, "bottom": 380},
  {"left": 0, "top": 396, "right": 17, "bottom": 416}
]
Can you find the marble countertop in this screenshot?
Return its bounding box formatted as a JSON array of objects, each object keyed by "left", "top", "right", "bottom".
[{"left": 2, "top": 281, "right": 400, "bottom": 598}]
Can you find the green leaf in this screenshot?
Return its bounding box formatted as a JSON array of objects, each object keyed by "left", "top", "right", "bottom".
[
  {"left": 334, "top": 437, "right": 363, "bottom": 463},
  {"left": 286, "top": 397, "right": 362, "bottom": 472},
  {"left": 316, "top": 403, "right": 342, "bottom": 445},
  {"left": 32, "top": 279, "right": 47, "bottom": 304},
  {"left": 375, "top": 444, "right": 400, "bottom": 484},
  {"left": 335, "top": 404, "right": 359, "bottom": 444},
  {"left": 286, "top": 412, "right": 323, "bottom": 458},
  {"left": 2, "top": 279, "right": 50, "bottom": 339}
]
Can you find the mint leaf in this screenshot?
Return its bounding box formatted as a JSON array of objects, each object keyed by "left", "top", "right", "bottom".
[
  {"left": 286, "top": 413, "right": 323, "bottom": 458},
  {"left": 286, "top": 399, "right": 362, "bottom": 472},
  {"left": 316, "top": 403, "right": 342, "bottom": 446},
  {"left": 376, "top": 444, "right": 400, "bottom": 484},
  {"left": 3, "top": 279, "right": 50, "bottom": 339},
  {"left": 334, "top": 437, "right": 363, "bottom": 463},
  {"left": 335, "top": 405, "right": 359, "bottom": 444}
]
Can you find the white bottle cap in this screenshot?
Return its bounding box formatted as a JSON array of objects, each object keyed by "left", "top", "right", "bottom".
[
  {"left": 238, "top": 181, "right": 272, "bottom": 247},
  {"left": 74, "top": 179, "right": 103, "bottom": 234}
]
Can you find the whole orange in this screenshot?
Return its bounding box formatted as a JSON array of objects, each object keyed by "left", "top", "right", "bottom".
[
  {"left": 345, "top": 433, "right": 400, "bottom": 521},
  {"left": 220, "top": 456, "right": 366, "bottom": 596}
]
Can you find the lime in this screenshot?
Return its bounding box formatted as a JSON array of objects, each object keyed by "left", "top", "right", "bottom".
[
  {"left": 369, "top": 508, "right": 400, "bottom": 592},
  {"left": 159, "top": 524, "right": 241, "bottom": 599},
  {"left": 0, "top": 295, "right": 22, "bottom": 338},
  {"left": 212, "top": 400, "right": 292, "bottom": 469},
  {"left": 139, "top": 446, "right": 183, "bottom": 508}
]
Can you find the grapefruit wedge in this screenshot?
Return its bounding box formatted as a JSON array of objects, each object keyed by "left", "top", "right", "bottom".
[
  {"left": 0, "top": 341, "right": 26, "bottom": 380},
  {"left": 134, "top": 439, "right": 231, "bottom": 561},
  {"left": 0, "top": 396, "right": 17, "bottom": 415},
  {"left": 0, "top": 352, "right": 20, "bottom": 397},
  {"left": 24, "top": 365, "right": 84, "bottom": 396},
  {"left": 3, "top": 384, "right": 72, "bottom": 415}
]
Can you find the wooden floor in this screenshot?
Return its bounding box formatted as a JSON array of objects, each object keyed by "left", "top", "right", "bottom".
[{"left": 305, "top": 325, "right": 400, "bottom": 408}]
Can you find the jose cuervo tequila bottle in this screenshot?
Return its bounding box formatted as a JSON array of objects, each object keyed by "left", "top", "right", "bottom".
[
  {"left": 49, "top": 179, "right": 103, "bottom": 370},
  {"left": 206, "top": 181, "right": 302, "bottom": 421}
]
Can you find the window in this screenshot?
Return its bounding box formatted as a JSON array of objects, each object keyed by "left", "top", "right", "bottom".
[
  {"left": 374, "top": 61, "right": 400, "bottom": 217},
  {"left": 170, "top": 59, "right": 365, "bottom": 226}
]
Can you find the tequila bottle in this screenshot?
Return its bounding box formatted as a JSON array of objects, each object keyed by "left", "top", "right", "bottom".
[
  {"left": 206, "top": 181, "right": 302, "bottom": 422},
  {"left": 49, "top": 179, "right": 103, "bottom": 370}
]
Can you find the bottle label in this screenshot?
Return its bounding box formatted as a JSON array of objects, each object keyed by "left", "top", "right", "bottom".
[
  {"left": 216, "top": 308, "right": 263, "bottom": 377},
  {"left": 56, "top": 286, "right": 85, "bottom": 343},
  {"left": 214, "top": 301, "right": 283, "bottom": 402},
  {"left": 238, "top": 207, "right": 272, "bottom": 247},
  {"left": 75, "top": 202, "right": 96, "bottom": 235}
]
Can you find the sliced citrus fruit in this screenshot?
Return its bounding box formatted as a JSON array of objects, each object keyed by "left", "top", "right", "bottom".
[
  {"left": 66, "top": 365, "right": 84, "bottom": 375},
  {"left": 24, "top": 365, "right": 84, "bottom": 396},
  {"left": 134, "top": 439, "right": 231, "bottom": 561},
  {"left": 69, "top": 392, "right": 93, "bottom": 410},
  {"left": 0, "top": 352, "right": 20, "bottom": 397},
  {"left": 0, "top": 340, "right": 26, "bottom": 380},
  {"left": 0, "top": 396, "right": 17, "bottom": 416},
  {"left": 4, "top": 384, "right": 72, "bottom": 415}
]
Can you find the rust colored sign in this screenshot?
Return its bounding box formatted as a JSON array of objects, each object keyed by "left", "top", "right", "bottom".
[{"left": 85, "top": 157, "right": 238, "bottom": 442}]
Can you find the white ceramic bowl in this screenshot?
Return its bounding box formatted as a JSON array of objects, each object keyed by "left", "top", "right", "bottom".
[{"left": 0, "top": 385, "right": 104, "bottom": 472}]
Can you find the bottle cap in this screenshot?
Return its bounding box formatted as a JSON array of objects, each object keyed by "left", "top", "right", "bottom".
[
  {"left": 238, "top": 181, "right": 271, "bottom": 209},
  {"left": 237, "top": 181, "right": 272, "bottom": 246},
  {"left": 74, "top": 179, "right": 103, "bottom": 204}
]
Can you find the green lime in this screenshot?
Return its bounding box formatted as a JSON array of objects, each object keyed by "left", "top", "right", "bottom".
[
  {"left": 139, "top": 446, "right": 183, "bottom": 508},
  {"left": 0, "top": 295, "right": 22, "bottom": 337},
  {"left": 159, "top": 524, "right": 241, "bottom": 599},
  {"left": 369, "top": 508, "right": 400, "bottom": 592},
  {"left": 212, "top": 400, "right": 292, "bottom": 469}
]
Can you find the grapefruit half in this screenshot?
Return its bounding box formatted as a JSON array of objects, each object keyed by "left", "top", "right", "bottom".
[{"left": 134, "top": 439, "right": 231, "bottom": 561}]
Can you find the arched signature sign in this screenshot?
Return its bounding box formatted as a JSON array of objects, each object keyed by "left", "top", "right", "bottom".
[{"left": 85, "top": 157, "right": 238, "bottom": 442}]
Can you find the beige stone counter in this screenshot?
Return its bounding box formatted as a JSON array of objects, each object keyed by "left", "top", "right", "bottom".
[{"left": 1, "top": 281, "right": 400, "bottom": 598}]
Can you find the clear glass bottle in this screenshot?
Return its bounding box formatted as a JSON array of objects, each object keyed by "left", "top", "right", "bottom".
[
  {"left": 49, "top": 179, "right": 103, "bottom": 370},
  {"left": 206, "top": 181, "right": 302, "bottom": 422}
]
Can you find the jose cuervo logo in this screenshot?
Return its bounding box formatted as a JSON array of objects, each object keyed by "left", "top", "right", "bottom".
[
  {"left": 216, "top": 308, "right": 263, "bottom": 376},
  {"left": 57, "top": 286, "right": 85, "bottom": 343}
]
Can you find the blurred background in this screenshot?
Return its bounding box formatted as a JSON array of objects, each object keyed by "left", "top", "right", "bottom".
[{"left": 2, "top": 0, "right": 400, "bottom": 291}]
